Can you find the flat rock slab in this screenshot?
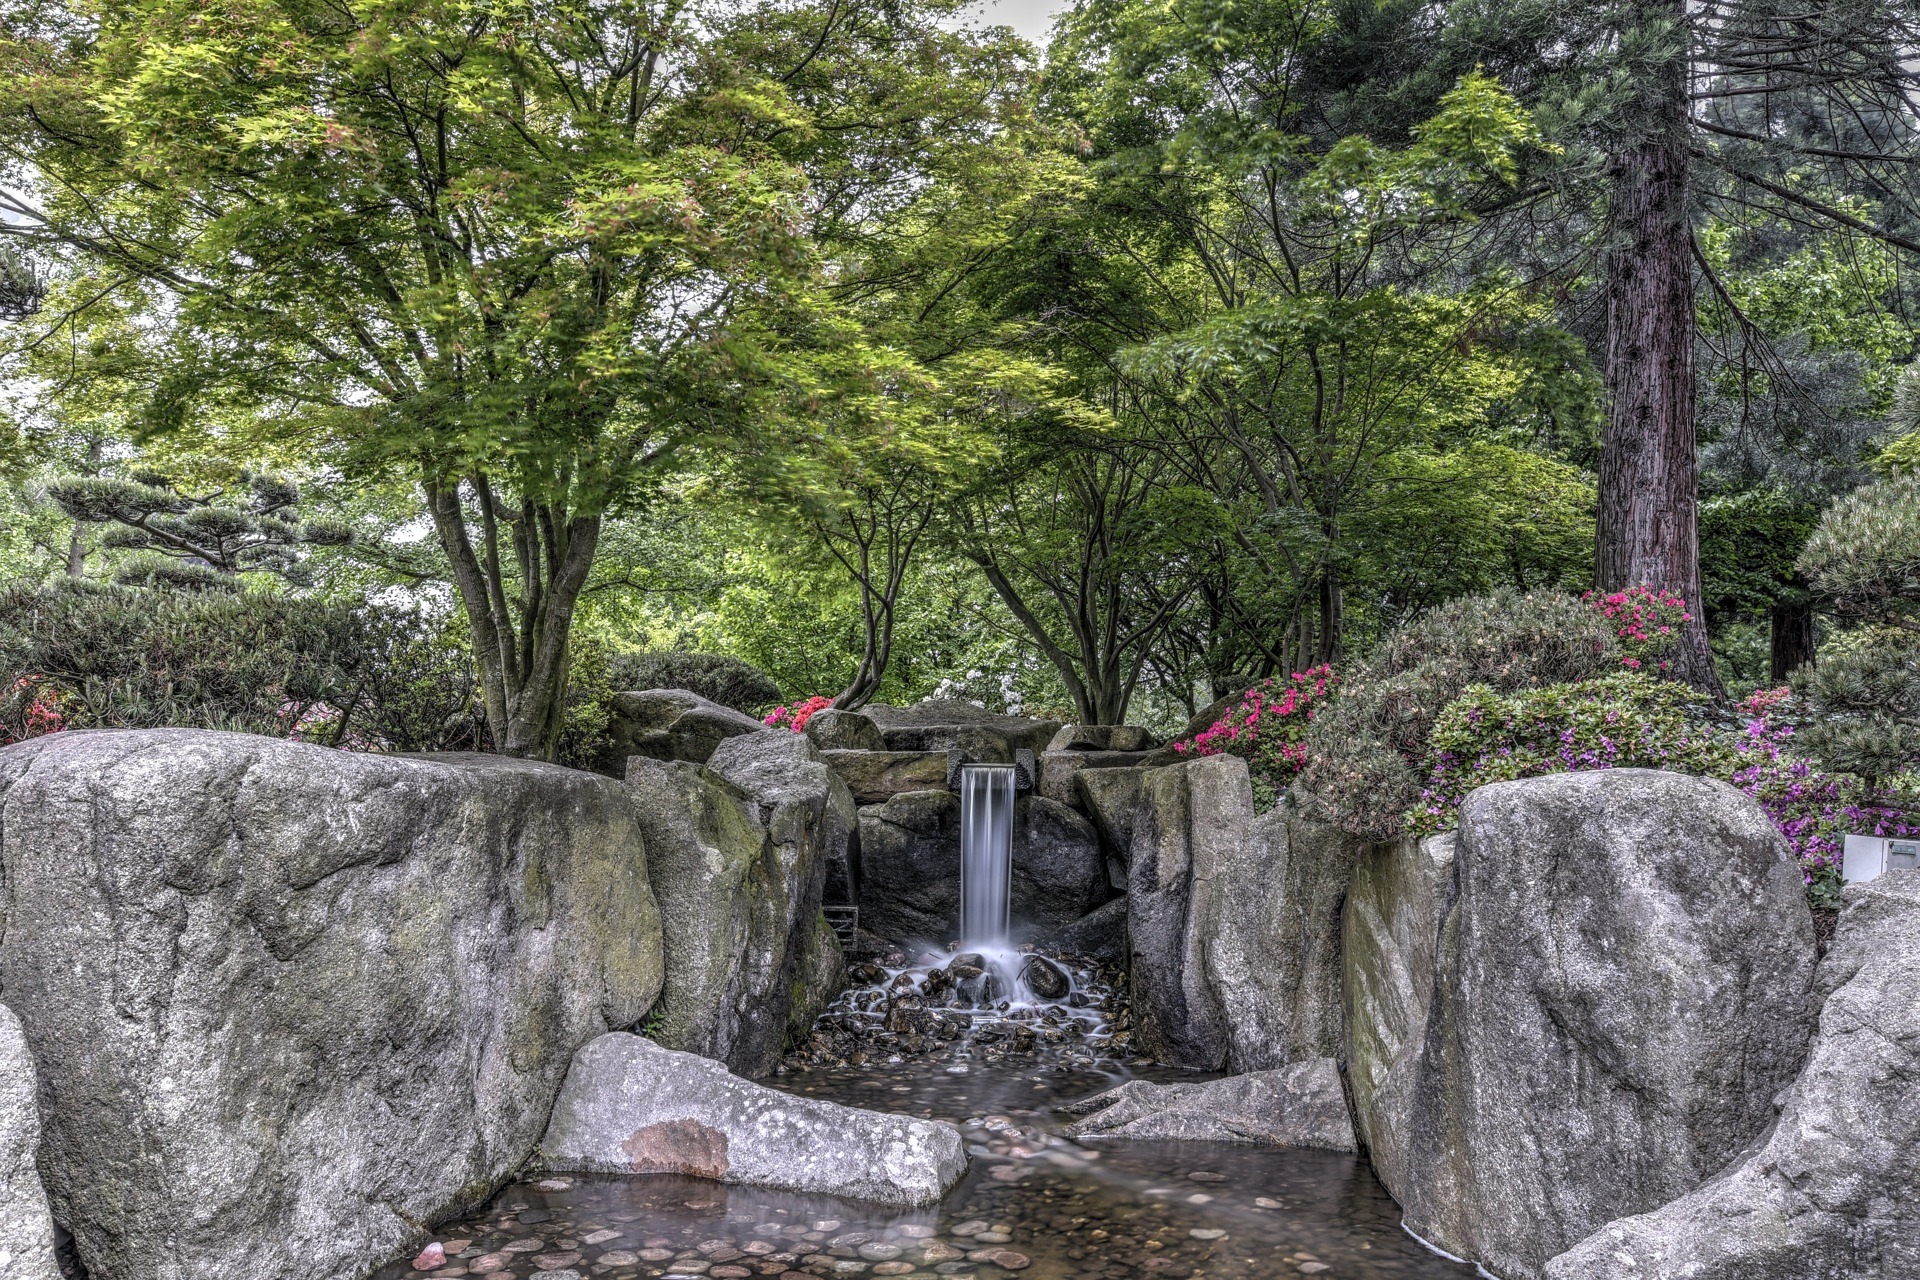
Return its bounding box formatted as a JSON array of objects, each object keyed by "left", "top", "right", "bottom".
[
  {"left": 543, "top": 1034, "right": 967, "bottom": 1205},
  {"left": 1546, "top": 867, "right": 1920, "bottom": 1280},
  {"left": 1059, "top": 1060, "right": 1355, "bottom": 1152}
]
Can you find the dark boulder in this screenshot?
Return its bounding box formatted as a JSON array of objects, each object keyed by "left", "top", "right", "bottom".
[{"left": 600, "top": 688, "right": 766, "bottom": 770}]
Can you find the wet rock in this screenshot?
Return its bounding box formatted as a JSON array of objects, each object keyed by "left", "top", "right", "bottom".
[
  {"left": 1545, "top": 867, "right": 1920, "bottom": 1280},
  {"left": 856, "top": 794, "right": 1107, "bottom": 944},
  {"left": 804, "top": 710, "right": 888, "bottom": 753},
  {"left": 1022, "top": 956, "right": 1070, "bottom": 1000},
  {"left": 601, "top": 688, "right": 767, "bottom": 770},
  {"left": 1343, "top": 831, "right": 1454, "bottom": 1203},
  {"left": 1058, "top": 1060, "right": 1355, "bottom": 1151},
  {"left": 413, "top": 1241, "right": 448, "bottom": 1270},
  {"left": 1038, "top": 899, "right": 1128, "bottom": 965},
  {"left": 0, "top": 730, "right": 664, "bottom": 1280},
  {"left": 627, "top": 730, "right": 851, "bottom": 1077},
  {"left": 0, "top": 1005, "right": 56, "bottom": 1280},
  {"left": 1401, "top": 770, "right": 1819, "bottom": 1279},
  {"left": 542, "top": 1033, "right": 967, "bottom": 1205}
]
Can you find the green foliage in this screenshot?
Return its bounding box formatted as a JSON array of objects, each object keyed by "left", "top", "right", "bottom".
[
  {"left": 0, "top": 582, "right": 480, "bottom": 750},
  {"left": 1699, "top": 488, "right": 1819, "bottom": 625},
  {"left": 1799, "top": 472, "right": 1920, "bottom": 631},
  {"left": 1297, "top": 590, "right": 1620, "bottom": 839},
  {"left": 45, "top": 468, "right": 349, "bottom": 587},
  {"left": 1409, "top": 673, "right": 1735, "bottom": 834},
  {"left": 603, "top": 651, "right": 784, "bottom": 715},
  {"left": 1790, "top": 635, "right": 1920, "bottom": 788}
]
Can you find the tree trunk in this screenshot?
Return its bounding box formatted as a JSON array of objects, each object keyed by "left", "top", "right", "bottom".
[
  {"left": 1769, "top": 595, "right": 1815, "bottom": 683},
  {"left": 1598, "top": 6, "right": 1720, "bottom": 693},
  {"left": 426, "top": 475, "right": 601, "bottom": 760}
]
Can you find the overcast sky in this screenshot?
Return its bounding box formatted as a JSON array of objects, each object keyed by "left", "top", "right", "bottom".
[{"left": 968, "top": 0, "right": 1073, "bottom": 47}]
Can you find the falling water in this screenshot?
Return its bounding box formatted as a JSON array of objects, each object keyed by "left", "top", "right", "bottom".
[{"left": 958, "top": 763, "right": 1016, "bottom": 945}]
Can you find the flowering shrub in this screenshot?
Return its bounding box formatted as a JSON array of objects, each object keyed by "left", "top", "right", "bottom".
[
  {"left": 764, "top": 695, "right": 833, "bottom": 732},
  {"left": 1409, "top": 673, "right": 1735, "bottom": 835},
  {"left": 0, "top": 676, "right": 67, "bottom": 745},
  {"left": 1297, "top": 589, "right": 1620, "bottom": 839},
  {"left": 1726, "top": 686, "right": 1919, "bottom": 908},
  {"left": 1584, "top": 586, "right": 1693, "bottom": 673},
  {"left": 1176, "top": 667, "right": 1336, "bottom": 808}
]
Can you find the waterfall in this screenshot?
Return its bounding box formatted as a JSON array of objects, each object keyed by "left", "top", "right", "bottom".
[{"left": 958, "top": 763, "right": 1016, "bottom": 945}]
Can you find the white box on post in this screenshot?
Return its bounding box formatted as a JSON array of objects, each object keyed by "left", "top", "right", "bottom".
[{"left": 1843, "top": 833, "right": 1920, "bottom": 884}]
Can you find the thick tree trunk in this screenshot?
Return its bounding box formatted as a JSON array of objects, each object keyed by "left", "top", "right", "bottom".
[
  {"left": 1769, "top": 595, "right": 1815, "bottom": 683},
  {"left": 1598, "top": 10, "right": 1721, "bottom": 694}
]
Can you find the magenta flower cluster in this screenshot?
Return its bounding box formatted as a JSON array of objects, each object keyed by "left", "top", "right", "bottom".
[
  {"left": 764, "top": 695, "right": 832, "bottom": 732},
  {"left": 1583, "top": 586, "right": 1693, "bottom": 673},
  {"left": 1175, "top": 666, "right": 1335, "bottom": 798}
]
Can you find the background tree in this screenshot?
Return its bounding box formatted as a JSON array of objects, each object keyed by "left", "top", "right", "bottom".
[{"left": 1, "top": 0, "right": 1028, "bottom": 757}]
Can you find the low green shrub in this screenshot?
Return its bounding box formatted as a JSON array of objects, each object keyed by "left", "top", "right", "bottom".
[
  {"left": 1407, "top": 672, "right": 1737, "bottom": 835},
  {"left": 1297, "top": 590, "right": 1621, "bottom": 839},
  {"left": 603, "top": 650, "right": 783, "bottom": 715},
  {"left": 0, "top": 581, "right": 482, "bottom": 752}
]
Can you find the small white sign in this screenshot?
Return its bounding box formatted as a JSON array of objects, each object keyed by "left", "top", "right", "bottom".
[{"left": 1843, "top": 833, "right": 1920, "bottom": 883}]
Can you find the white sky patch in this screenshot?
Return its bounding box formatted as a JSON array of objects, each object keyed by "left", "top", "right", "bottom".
[{"left": 964, "top": 0, "right": 1072, "bottom": 47}]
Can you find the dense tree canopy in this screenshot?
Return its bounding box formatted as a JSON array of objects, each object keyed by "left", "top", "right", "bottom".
[{"left": 1, "top": 0, "right": 1915, "bottom": 752}]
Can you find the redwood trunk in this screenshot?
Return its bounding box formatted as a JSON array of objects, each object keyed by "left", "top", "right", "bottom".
[{"left": 1598, "top": 19, "right": 1720, "bottom": 693}]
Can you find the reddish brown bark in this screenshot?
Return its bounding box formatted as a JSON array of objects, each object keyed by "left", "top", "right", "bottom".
[{"left": 1598, "top": 22, "right": 1722, "bottom": 694}]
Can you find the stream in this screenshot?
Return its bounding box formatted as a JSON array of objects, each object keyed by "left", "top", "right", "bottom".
[{"left": 372, "top": 953, "right": 1477, "bottom": 1280}]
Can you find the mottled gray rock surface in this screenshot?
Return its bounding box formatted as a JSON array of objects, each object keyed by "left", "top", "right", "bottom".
[
  {"left": 543, "top": 1034, "right": 966, "bottom": 1205},
  {"left": 0, "top": 730, "right": 664, "bottom": 1280},
  {"left": 1402, "top": 770, "right": 1818, "bottom": 1280},
  {"left": 856, "top": 792, "right": 1107, "bottom": 944},
  {"left": 824, "top": 749, "right": 952, "bottom": 805},
  {"left": 627, "top": 730, "right": 849, "bottom": 1077},
  {"left": 1206, "top": 808, "right": 1366, "bottom": 1072},
  {"left": 1038, "top": 749, "right": 1155, "bottom": 808},
  {"left": 862, "top": 702, "right": 1060, "bottom": 755},
  {"left": 1343, "top": 831, "right": 1454, "bottom": 1203},
  {"left": 1125, "top": 757, "right": 1245, "bottom": 1069},
  {"left": 600, "top": 688, "right": 766, "bottom": 769},
  {"left": 1060, "top": 1060, "right": 1355, "bottom": 1151},
  {"left": 1046, "top": 724, "right": 1158, "bottom": 753},
  {"left": 0, "top": 1005, "right": 56, "bottom": 1280},
  {"left": 1076, "top": 766, "right": 1149, "bottom": 859},
  {"left": 803, "top": 709, "right": 887, "bottom": 753},
  {"left": 1545, "top": 868, "right": 1920, "bottom": 1280}
]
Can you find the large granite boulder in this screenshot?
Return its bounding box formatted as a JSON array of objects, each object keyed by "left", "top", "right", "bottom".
[
  {"left": 862, "top": 701, "right": 1061, "bottom": 756},
  {"left": 1046, "top": 724, "right": 1158, "bottom": 753},
  {"left": 0, "top": 730, "right": 664, "bottom": 1280},
  {"left": 600, "top": 688, "right": 766, "bottom": 770},
  {"left": 1343, "top": 831, "right": 1455, "bottom": 1202},
  {"left": 1125, "top": 757, "right": 1246, "bottom": 1069},
  {"left": 1060, "top": 1060, "right": 1355, "bottom": 1152},
  {"left": 1206, "top": 808, "right": 1366, "bottom": 1072},
  {"left": 856, "top": 792, "right": 1107, "bottom": 944},
  {"left": 626, "top": 730, "right": 850, "bottom": 1077},
  {"left": 1039, "top": 749, "right": 1155, "bottom": 809},
  {"left": 0, "top": 1005, "right": 56, "bottom": 1280},
  {"left": 1076, "top": 765, "right": 1150, "bottom": 858},
  {"left": 823, "top": 749, "right": 952, "bottom": 805},
  {"left": 543, "top": 1033, "right": 967, "bottom": 1205},
  {"left": 803, "top": 709, "right": 887, "bottom": 752},
  {"left": 1400, "top": 770, "right": 1819, "bottom": 1280},
  {"left": 1039, "top": 897, "right": 1128, "bottom": 964},
  {"left": 1545, "top": 868, "right": 1920, "bottom": 1280}
]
